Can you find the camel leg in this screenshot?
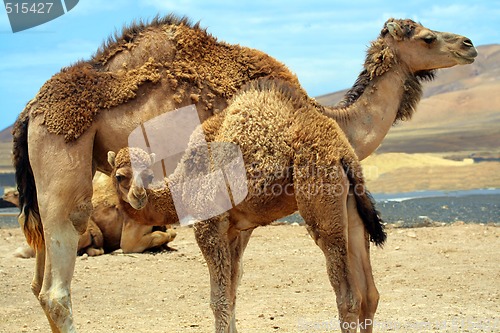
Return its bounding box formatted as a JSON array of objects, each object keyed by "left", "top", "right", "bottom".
[
  {"left": 194, "top": 214, "right": 234, "bottom": 333},
  {"left": 28, "top": 129, "right": 94, "bottom": 332},
  {"left": 37, "top": 186, "right": 92, "bottom": 332},
  {"left": 32, "top": 245, "right": 61, "bottom": 332},
  {"left": 120, "top": 222, "right": 177, "bottom": 253},
  {"left": 346, "top": 193, "right": 379, "bottom": 333},
  {"left": 296, "top": 170, "right": 361, "bottom": 333},
  {"left": 227, "top": 228, "right": 254, "bottom": 332},
  {"left": 31, "top": 246, "right": 45, "bottom": 297}
]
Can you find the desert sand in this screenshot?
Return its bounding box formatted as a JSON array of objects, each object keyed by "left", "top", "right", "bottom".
[{"left": 0, "top": 223, "right": 498, "bottom": 333}]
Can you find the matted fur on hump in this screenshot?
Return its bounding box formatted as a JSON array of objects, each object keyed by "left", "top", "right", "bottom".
[
  {"left": 26, "top": 14, "right": 299, "bottom": 142},
  {"left": 31, "top": 59, "right": 161, "bottom": 142}
]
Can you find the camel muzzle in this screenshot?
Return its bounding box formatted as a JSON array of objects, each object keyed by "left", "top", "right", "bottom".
[{"left": 129, "top": 190, "right": 148, "bottom": 210}]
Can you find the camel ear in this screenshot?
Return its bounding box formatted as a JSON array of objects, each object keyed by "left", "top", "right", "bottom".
[
  {"left": 149, "top": 153, "right": 156, "bottom": 166},
  {"left": 108, "top": 151, "right": 117, "bottom": 167},
  {"left": 386, "top": 22, "right": 404, "bottom": 40}
]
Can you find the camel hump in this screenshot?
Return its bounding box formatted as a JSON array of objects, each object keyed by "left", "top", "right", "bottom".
[
  {"left": 12, "top": 113, "right": 44, "bottom": 250},
  {"left": 342, "top": 158, "right": 386, "bottom": 247}
]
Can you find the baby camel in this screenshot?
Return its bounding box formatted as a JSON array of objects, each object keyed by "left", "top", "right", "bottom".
[
  {"left": 88, "top": 172, "right": 177, "bottom": 254},
  {"left": 110, "top": 79, "right": 386, "bottom": 333}
]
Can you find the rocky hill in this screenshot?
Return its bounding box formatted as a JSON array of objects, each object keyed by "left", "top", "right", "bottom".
[{"left": 0, "top": 126, "right": 12, "bottom": 143}]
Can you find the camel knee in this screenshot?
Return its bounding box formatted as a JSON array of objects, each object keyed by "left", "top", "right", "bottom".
[
  {"left": 31, "top": 280, "right": 42, "bottom": 298},
  {"left": 162, "top": 229, "right": 177, "bottom": 243},
  {"left": 364, "top": 287, "right": 379, "bottom": 315},
  {"left": 337, "top": 291, "right": 362, "bottom": 331},
  {"left": 38, "top": 288, "right": 73, "bottom": 330},
  {"left": 339, "top": 292, "right": 362, "bottom": 315},
  {"left": 69, "top": 200, "right": 93, "bottom": 235}
]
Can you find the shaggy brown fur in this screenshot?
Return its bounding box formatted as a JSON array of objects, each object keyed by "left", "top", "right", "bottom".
[
  {"left": 25, "top": 14, "right": 300, "bottom": 142},
  {"left": 111, "top": 78, "right": 385, "bottom": 333},
  {"left": 31, "top": 59, "right": 162, "bottom": 141}
]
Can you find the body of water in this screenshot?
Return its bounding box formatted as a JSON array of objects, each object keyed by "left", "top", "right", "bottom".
[
  {"left": 372, "top": 188, "right": 500, "bottom": 202},
  {"left": 1, "top": 190, "right": 499, "bottom": 228}
]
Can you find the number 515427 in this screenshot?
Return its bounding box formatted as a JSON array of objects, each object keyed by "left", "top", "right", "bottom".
[{"left": 5, "top": 2, "right": 54, "bottom": 14}]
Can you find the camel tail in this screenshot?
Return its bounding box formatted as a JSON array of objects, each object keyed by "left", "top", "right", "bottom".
[
  {"left": 342, "top": 158, "right": 386, "bottom": 247},
  {"left": 12, "top": 114, "right": 44, "bottom": 250}
]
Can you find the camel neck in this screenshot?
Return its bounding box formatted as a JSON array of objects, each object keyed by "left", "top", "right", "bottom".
[{"left": 322, "top": 65, "right": 432, "bottom": 160}]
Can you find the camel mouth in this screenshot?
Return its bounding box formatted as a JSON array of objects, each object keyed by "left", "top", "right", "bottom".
[
  {"left": 129, "top": 193, "right": 148, "bottom": 210},
  {"left": 458, "top": 55, "right": 476, "bottom": 64},
  {"left": 453, "top": 50, "right": 477, "bottom": 64}
]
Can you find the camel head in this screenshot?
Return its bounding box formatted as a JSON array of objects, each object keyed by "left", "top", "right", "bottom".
[
  {"left": 379, "top": 18, "right": 477, "bottom": 73},
  {"left": 108, "top": 147, "right": 156, "bottom": 210},
  {"left": 2, "top": 190, "right": 20, "bottom": 207}
]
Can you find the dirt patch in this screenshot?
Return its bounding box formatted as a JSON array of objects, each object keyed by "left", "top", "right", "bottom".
[{"left": 0, "top": 224, "right": 498, "bottom": 332}]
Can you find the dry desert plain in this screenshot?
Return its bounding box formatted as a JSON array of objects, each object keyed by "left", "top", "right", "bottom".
[{"left": 0, "top": 222, "right": 499, "bottom": 333}]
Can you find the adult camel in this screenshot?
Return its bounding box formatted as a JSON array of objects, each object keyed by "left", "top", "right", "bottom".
[{"left": 12, "top": 15, "right": 476, "bottom": 332}]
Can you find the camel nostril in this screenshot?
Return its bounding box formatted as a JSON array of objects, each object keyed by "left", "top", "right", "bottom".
[{"left": 463, "top": 38, "right": 474, "bottom": 48}]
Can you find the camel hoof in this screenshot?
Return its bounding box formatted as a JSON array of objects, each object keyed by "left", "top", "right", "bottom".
[
  {"left": 85, "top": 247, "right": 105, "bottom": 256},
  {"left": 13, "top": 245, "right": 36, "bottom": 258}
]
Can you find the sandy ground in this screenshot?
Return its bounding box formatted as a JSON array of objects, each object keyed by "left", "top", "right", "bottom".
[
  {"left": 0, "top": 224, "right": 498, "bottom": 333},
  {"left": 361, "top": 153, "right": 500, "bottom": 194}
]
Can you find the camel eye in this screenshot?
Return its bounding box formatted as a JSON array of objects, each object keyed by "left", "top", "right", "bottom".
[
  {"left": 423, "top": 36, "right": 436, "bottom": 44},
  {"left": 115, "top": 174, "right": 124, "bottom": 182}
]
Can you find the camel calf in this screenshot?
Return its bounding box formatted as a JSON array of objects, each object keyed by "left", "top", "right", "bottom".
[
  {"left": 88, "top": 172, "right": 177, "bottom": 254},
  {"left": 107, "top": 78, "right": 387, "bottom": 333}
]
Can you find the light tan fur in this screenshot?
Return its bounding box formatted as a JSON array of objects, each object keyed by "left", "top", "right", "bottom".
[
  {"left": 90, "top": 172, "right": 177, "bottom": 254},
  {"left": 11, "top": 15, "right": 476, "bottom": 333},
  {"left": 83, "top": 173, "right": 177, "bottom": 255}
]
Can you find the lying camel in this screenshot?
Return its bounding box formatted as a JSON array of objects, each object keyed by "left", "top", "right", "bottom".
[
  {"left": 12, "top": 15, "right": 476, "bottom": 332},
  {"left": 108, "top": 78, "right": 387, "bottom": 333},
  {"left": 88, "top": 172, "right": 177, "bottom": 254},
  {"left": 2, "top": 189, "right": 19, "bottom": 207},
  {"left": 5, "top": 175, "right": 176, "bottom": 258}
]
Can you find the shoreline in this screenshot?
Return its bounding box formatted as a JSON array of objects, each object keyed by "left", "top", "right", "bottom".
[{"left": 2, "top": 193, "right": 499, "bottom": 229}]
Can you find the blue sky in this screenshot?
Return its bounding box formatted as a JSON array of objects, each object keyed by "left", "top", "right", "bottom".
[{"left": 0, "top": 0, "right": 499, "bottom": 131}]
